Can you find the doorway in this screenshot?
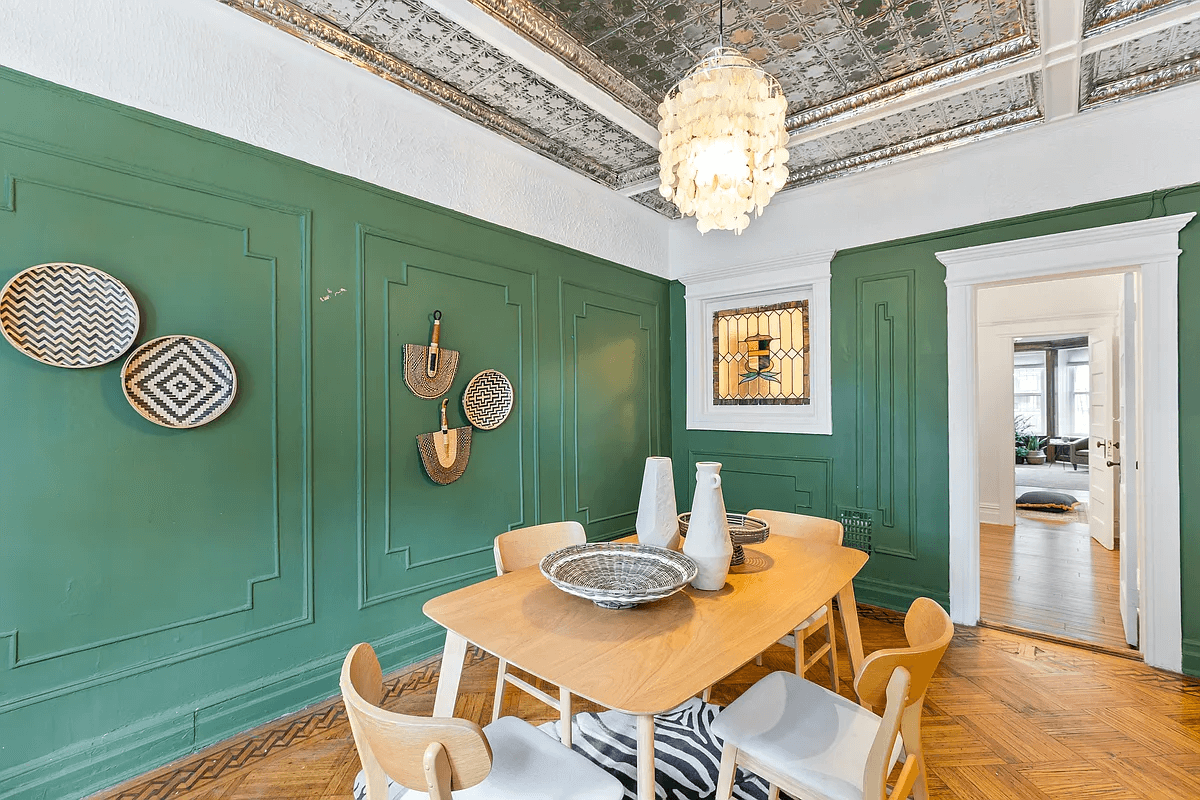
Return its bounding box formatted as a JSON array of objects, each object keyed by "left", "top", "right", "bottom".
[
  {"left": 938, "top": 213, "right": 1191, "bottom": 673},
  {"left": 974, "top": 276, "right": 1128, "bottom": 650}
]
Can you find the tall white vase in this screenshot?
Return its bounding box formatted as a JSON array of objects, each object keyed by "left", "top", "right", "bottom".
[
  {"left": 635, "top": 457, "right": 680, "bottom": 549},
  {"left": 683, "top": 461, "right": 733, "bottom": 591}
]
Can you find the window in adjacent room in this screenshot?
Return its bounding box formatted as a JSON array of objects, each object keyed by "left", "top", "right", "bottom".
[
  {"left": 1057, "top": 346, "right": 1090, "bottom": 436},
  {"left": 1013, "top": 350, "right": 1047, "bottom": 434}
]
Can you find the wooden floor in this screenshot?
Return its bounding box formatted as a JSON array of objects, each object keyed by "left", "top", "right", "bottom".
[
  {"left": 980, "top": 512, "right": 1128, "bottom": 651},
  {"left": 92, "top": 606, "right": 1200, "bottom": 800}
]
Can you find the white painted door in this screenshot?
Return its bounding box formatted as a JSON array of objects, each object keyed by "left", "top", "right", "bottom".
[
  {"left": 1089, "top": 337, "right": 1117, "bottom": 550},
  {"left": 1118, "top": 274, "right": 1139, "bottom": 647}
]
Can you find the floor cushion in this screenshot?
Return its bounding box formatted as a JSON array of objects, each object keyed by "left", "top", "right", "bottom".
[{"left": 1015, "top": 490, "right": 1080, "bottom": 512}]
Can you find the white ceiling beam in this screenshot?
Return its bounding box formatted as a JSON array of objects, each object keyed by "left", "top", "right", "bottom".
[
  {"left": 424, "top": 0, "right": 660, "bottom": 146},
  {"left": 1038, "top": 0, "right": 1084, "bottom": 121},
  {"left": 621, "top": 177, "right": 661, "bottom": 197}
]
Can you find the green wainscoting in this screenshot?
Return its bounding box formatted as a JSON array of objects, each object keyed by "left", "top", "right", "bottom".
[
  {"left": 0, "top": 69, "right": 670, "bottom": 799},
  {"left": 671, "top": 186, "right": 1200, "bottom": 670}
]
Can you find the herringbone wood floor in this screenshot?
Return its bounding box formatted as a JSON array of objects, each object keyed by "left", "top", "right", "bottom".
[{"left": 92, "top": 606, "right": 1200, "bottom": 800}]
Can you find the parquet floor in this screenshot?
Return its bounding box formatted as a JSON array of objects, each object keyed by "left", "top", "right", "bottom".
[
  {"left": 980, "top": 515, "right": 1128, "bottom": 652},
  {"left": 92, "top": 606, "right": 1200, "bottom": 800}
]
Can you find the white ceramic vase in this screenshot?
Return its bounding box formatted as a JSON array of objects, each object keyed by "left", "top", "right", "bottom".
[
  {"left": 683, "top": 461, "right": 733, "bottom": 591},
  {"left": 635, "top": 457, "right": 680, "bottom": 549}
]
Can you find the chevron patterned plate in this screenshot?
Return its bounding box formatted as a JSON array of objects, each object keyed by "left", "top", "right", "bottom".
[
  {"left": 462, "top": 369, "right": 513, "bottom": 430},
  {"left": 122, "top": 335, "right": 237, "bottom": 428},
  {"left": 0, "top": 262, "right": 140, "bottom": 368}
]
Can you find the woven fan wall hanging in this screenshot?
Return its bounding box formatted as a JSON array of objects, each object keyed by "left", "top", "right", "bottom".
[
  {"left": 416, "top": 399, "right": 472, "bottom": 485},
  {"left": 403, "top": 310, "right": 459, "bottom": 399}
]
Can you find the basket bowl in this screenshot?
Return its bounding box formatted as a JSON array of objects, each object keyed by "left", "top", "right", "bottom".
[{"left": 540, "top": 543, "right": 698, "bottom": 609}]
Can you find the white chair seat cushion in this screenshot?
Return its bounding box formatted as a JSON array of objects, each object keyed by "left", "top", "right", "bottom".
[
  {"left": 354, "top": 715, "right": 623, "bottom": 800},
  {"left": 711, "top": 671, "right": 901, "bottom": 800},
  {"left": 778, "top": 604, "right": 828, "bottom": 647}
]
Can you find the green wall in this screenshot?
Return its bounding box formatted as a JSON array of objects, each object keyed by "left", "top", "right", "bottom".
[
  {"left": 671, "top": 185, "right": 1200, "bottom": 676},
  {"left": 0, "top": 69, "right": 670, "bottom": 799}
]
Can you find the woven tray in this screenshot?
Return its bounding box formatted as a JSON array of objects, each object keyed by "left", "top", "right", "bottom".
[
  {"left": 677, "top": 513, "right": 770, "bottom": 566},
  {"left": 540, "top": 542, "right": 698, "bottom": 610}
]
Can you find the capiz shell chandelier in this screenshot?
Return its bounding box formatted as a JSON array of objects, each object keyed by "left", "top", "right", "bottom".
[{"left": 657, "top": 45, "right": 790, "bottom": 234}]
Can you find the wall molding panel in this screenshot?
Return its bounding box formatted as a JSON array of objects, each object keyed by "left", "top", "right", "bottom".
[
  {"left": 560, "top": 281, "right": 661, "bottom": 540},
  {"left": 684, "top": 449, "right": 834, "bottom": 519},
  {"left": 854, "top": 270, "right": 918, "bottom": 560},
  {"left": 355, "top": 225, "right": 537, "bottom": 609},
  {"left": 0, "top": 150, "right": 314, "bottom": 714}
]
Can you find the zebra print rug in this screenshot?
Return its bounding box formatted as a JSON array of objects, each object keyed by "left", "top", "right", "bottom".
[
  {"left": 351, "top": 698, "right": 768, "bottom": 799},
  {"left": 540, "top": 698, "right": 769, "bottom": 800}
]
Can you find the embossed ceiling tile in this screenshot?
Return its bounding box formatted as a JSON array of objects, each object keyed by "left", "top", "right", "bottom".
[
  {"left": 296, "top": 0, "right": 377, "bottom": 27},
  {"left": 1093, "top": 16, "right": 1200, "bottom": 82},
  {"left": 1084, "top": 0, "right": 1191, "bottom": 35},
  {"left": 630, "top": 189, "right": 683, "bottom": 219}
]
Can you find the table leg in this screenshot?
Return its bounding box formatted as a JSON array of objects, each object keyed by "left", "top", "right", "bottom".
[
  {"left": 836, "top": 579, "right": 866, "bottom": 682},
  {"left": 432, "top": 631, "right": 469, "bottom": 718},
  {"left": 636, "top": 714, "right": 656, "bottom": 800},
  {"left": 559, "top": 688, "right": 573, "bottom": 749}
]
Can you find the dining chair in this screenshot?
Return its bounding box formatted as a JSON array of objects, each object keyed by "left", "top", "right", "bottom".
[
  {"left": 711, "top": 597, "right": 952, "bottom": 800},
  {"left": 713, "top": 666, "right": 919, "bottom": 800},
  {"left": 491, "top": 520, "right": 587, "bottom": 746},
  {"left": 341, "top": 642, "right": 623, "bottom": 800},
  {"left": 749, "top": 509, "right": 843, "bottom": 691}
]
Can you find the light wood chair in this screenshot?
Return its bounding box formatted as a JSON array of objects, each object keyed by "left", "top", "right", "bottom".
[
  {"left": 711, "top": 597, "right": 952, "bottom": 800},
  {"left": 341, "top": 642, "right": 623, "bottom": 800},
  {"left": 712, "top": 666, "right": 919, "bottom": 800},
  {"left": 850, "top": 597, "right": 954, "bottom": 800},
  {"left": 491, "top": 521, "right": 587, "bottom": 747},
  {"left": 749, "top": 509, "right": 844, "bottom": 691}
]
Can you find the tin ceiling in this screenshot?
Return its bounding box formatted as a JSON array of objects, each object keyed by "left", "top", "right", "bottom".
[{"left": 224, "top": 0, "right": 1200, "bottom": 219}]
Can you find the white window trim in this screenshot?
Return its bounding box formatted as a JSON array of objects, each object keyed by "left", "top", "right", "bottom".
[
  {"left": 683, "top": 251, "right": 834, "bottom": 435},
  {"left": 938, "top": 213, "right": 1193, "bottom": 674}
]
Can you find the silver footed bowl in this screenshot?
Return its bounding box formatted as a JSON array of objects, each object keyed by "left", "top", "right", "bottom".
[{"left": 540, "top": 542, "right": 698, "bottom": 610}]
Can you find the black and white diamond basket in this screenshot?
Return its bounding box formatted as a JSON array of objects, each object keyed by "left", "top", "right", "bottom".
[
  {"left": 121, "top": 335, "right": 237, "bottom": 429},
  {"left": 540, "top": 542, "right": 698, "bottom": 609}
]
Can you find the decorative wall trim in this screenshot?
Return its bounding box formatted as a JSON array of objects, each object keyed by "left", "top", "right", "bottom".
[
  {"left": 937, "top": 211, "right": 1194, "bottom": 673},
  {"left": 683, "top": 251, "right": 834, "bottom": 435},
  {"left": 354, "top": 224, "right": 534, "bottom": 609},
  {"left": 685, "top": 450, "right": 834, "bottom": 519},
  {"left": 0, "top": 620, "right": 448, "bottom": 800},
  {"left": 560, "top": 280, "right": 661, "bottom": 537},
  {"left": 855, "top": 270, "right": 918, "bottom": 560},
  {"left": 0, "top": 165, "right": 314, "bottom": 713},
  {"left": 852, "top": 576, "right": 950, "bottom": 615}
]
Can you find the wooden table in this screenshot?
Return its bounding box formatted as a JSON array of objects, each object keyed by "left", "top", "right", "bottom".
[{"left": 424, "top": 535, "right": 868, "bottom": 800}]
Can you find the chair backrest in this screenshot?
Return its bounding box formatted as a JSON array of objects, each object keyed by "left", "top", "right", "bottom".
[
  {"left": 863, "top": 667, "right": 919, "bottom": 800},
  {"left": 748, "top": 509, "right": 843, "bottom": 546},
  {"left": 853, "top": 597, "right": 953, "bottom": 715},
  {"left": 340, "top": 643, "right": 492, "bottom": 799},
  {"left": 493, "top": 520, "right": 587, "bottom": 575}
]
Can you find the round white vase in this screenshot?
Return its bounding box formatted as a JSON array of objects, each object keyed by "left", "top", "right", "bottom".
[
  {"left": 635, "top": 456, "right": 680, "bottom": 549},
  {"left": 683, "top": 461, "right": 733, "bottom": 591}
]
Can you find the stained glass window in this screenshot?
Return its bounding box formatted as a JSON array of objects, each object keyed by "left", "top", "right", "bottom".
[{"left": 712, "top": 300, "right": 809, "bottom": 405}]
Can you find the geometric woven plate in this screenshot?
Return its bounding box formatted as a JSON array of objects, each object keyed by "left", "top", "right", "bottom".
[
  {"left": 462, "top": 368, "right": 513, "bottom": 430},
  {"left": 121, "top": 335, "right": 237, "bottom": 428},
  {"left": 0, "top": 262, "right": 140, "bottom": 368}
]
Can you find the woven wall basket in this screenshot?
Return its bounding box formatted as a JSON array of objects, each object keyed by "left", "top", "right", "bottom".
[
  {"left": 122, "top": 335, "right": 237, "bottom": 428},
  {"left": 0, "top": 262, "right": 139, "bottom": 368},
  {"left": 462, "top": 369, "right": 513, "bottom": 430}
]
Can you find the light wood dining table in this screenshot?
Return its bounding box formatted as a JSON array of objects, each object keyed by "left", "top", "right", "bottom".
[{"left": 423, "top": 533, "right": 869, "bottom": 800}]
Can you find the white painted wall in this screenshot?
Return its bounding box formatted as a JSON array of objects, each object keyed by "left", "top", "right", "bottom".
[
  {"left": 669, "top": 81, "right": 1200, "bottom": 279},
  {"left": 0, "top": 0, "right": 670, "bottom": 276},
  {"left": 976, "top": 274, "right": 1122, "bottom": 525}
]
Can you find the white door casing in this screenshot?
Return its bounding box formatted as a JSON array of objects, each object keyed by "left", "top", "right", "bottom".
[
  {"left": 1089, "top": 337, "right": 1116, "bottom": 550},
  {"left": 1119, "top": 273, "right": 1140, "bottom": 647},
  {"left": 938, "top": 213, "right": 1193, "bottom": 673}
]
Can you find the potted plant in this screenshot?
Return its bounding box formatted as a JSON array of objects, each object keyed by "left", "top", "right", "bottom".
[
  {"left": 1024, "top": 435, "right": 1047, "bottom": 465},
  {"left": 1014, "top": 416, "right": 1032, "bottom": 464}
]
